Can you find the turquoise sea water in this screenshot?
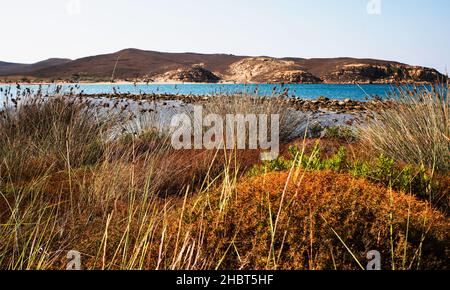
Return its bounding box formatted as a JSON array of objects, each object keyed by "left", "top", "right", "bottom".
[{"left": 0, "top": 83, "right": 423, "bottom": 104}]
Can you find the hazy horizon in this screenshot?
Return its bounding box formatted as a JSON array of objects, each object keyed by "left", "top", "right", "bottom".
[{"left": 1, "top": 0, "right": 449, "bottom": 73}]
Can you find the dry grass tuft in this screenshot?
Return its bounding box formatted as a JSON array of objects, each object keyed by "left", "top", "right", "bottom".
[
  {"left": 0, "top": 96, "right": 112, "bottom": 181},
  {"left": 360, "top": 84, "right": 449, "bottom": 172},
  {"left": 193, "top": 95, "right": 308, "bottom": 142}
]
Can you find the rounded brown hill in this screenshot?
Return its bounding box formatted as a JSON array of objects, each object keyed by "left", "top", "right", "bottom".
[{"left": 0, "top": 48, "right": 446, "bottom": 83}]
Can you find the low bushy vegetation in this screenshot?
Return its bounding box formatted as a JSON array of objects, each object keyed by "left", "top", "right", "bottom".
[
  {"left": 252, "top": 143, "right": 432, "bottom": 196},
  {"left": 324, "top": 126, "right": 358, "bottom": 142}
]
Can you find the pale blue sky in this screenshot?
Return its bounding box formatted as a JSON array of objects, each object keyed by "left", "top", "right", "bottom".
[{"left": 1, "top": 0, "right": 449, "bottom": 72}]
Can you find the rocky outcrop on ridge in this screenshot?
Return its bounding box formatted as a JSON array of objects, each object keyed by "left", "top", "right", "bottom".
[
  {"left": 323, "top": 63, "right": 444, "bottom": 84},
  {"left": 155, "top": 65, "right": 221, "bottom": 83}
]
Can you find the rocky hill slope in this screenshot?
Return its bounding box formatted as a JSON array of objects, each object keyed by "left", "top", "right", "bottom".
[{"left": 0, "top": 49, "right": 445, "bottom": 84}]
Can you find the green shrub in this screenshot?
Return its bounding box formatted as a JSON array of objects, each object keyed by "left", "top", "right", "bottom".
[
  {"left": 324, "top": 126, "right": 357, "bottom": 142},
  {"left": 308, "top": 122, "right": 324, "bottom": 138}
]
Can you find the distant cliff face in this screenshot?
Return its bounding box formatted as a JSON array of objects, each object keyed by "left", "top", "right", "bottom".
[
  {"left": 268, "top": 70, "right": 323, "bottom": 84},
  {"left": 323, "top": 63, "right": 444, "bottom": 84},
  {"left": 0, "top": 49, "right": 446, "bottom": 84},
  {"left": 220, "top": 57, "right": 323, "bottom": 83},
  {"left": 218, "top": 59, "right": 443, "bottom": 84}
]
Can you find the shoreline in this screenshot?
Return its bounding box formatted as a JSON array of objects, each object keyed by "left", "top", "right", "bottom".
[
  {"left": 74, "top": 92, "right": 389, "bottom": 114},
  {"left": 0, "top": 81, "right": 435, "bottom": 86}
]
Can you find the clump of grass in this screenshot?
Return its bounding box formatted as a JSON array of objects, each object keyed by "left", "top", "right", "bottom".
[
  {"left": 360, "top": 84, "right": 449, "bottom": 172},
  {"left": 0, "top": 95, "right": 113, "bottom": 181},
  {"left": 197, "top": 95, "right": 308, "bottom": 142}
]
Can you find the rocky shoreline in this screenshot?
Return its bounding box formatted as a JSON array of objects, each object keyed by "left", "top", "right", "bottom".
[{"left": 75, "top": 92, "right": 391, "bottom": 115}]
